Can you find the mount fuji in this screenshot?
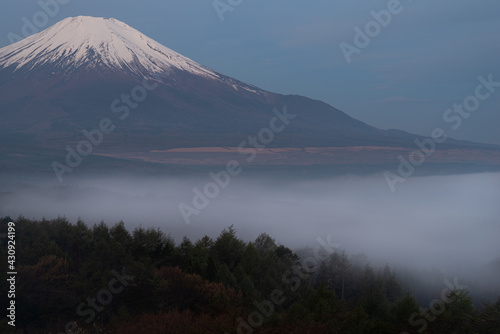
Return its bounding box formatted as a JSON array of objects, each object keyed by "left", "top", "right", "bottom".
[
  {"left": 0, "top": 16, "right": 499, "bottom": 175},
  {"left": 1, "top": 16, "right": 228, "bottom": 80}
]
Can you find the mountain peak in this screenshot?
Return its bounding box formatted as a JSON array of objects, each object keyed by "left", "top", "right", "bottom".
[{"left": 0, "top": 15, "right": 218, "bottom": 79}]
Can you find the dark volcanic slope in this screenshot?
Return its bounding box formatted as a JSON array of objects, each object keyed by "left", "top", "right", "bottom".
[{"left": 0, "top": 16, "right": 498, "bottom": 165}]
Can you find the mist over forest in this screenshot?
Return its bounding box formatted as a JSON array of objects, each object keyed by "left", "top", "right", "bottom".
[{"left": 2, "top": 171, "right": 499, "bottom": 304}]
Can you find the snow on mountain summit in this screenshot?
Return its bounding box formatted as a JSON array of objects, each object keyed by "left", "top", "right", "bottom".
[{"left": 0, "top": 16, "right": 219, "bottom": 79}]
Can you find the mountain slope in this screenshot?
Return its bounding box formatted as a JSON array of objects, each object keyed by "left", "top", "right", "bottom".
[{"left": 0, "top": 16, "right": 498, "bottom": 172}]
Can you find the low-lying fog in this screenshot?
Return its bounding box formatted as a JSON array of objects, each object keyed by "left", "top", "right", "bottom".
[{"left": 1, "top": 171, "right": 499, "bottom": 301}]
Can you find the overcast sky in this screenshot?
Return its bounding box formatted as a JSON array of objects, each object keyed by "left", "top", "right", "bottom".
[{"left": 1, "top": 0, "right": 499, "bottom": 145}]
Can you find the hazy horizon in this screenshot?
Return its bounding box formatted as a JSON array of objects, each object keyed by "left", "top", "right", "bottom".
[{"left": 2, "top": 171, "right": 499, "bottom": 270}]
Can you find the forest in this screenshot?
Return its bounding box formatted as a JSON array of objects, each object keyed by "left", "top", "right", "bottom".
[{"left": 0, "top": 216, "right": 499, "bottom": 334}]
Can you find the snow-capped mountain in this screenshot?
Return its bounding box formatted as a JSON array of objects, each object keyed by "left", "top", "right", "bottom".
[
  {"left": 0, "top": 16, "right": 496, "bottom": 174},
  {"left": 0, "top": 16, "right": 266, "bottom": 100},
  {"left": 0, "top": 16, "right": 217, "bottom": 78}
]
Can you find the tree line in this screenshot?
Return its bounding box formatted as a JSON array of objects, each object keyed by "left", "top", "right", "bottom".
[{"left": 0, "top": 216, "right": 499, "bottom": 333}]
